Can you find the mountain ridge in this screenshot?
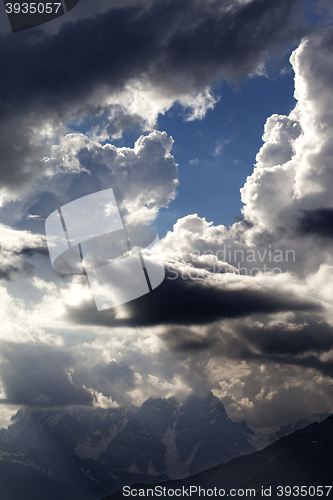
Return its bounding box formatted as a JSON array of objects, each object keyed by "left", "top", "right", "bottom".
[
  {"left": 0, "top": 392, "right": 255, "bottom": 500},
  {"left": 104, "top": 414, "right": 333, "bottom": 500}
]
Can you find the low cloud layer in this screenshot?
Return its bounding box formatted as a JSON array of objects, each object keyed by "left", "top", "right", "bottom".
[{"left": 0, "top": 343, "right": 93, "bottom": 406}]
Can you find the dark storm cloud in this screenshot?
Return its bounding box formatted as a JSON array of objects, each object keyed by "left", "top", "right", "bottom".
[
  {"left": 161, "top": 326, "right": 218, "bottom": 352},
  {"left": 159, "top": 318, "right": 333, "bottom": 362},
  {"left": 241, "top": 347, "right": 333, "bottom": 379},
  {"left": 298, "top": 208, "right": 333, "bottom": 238},
  {"left": 241, "top": 320, "right": 333, "bottom": 356},
  {"left": 0, "top": 0, "right": 309, "bottom": 189},
  {"left": 219, "top": 318, "right": 333, "bottom": 379},
  {"left": 66, "top": 272, "right": 321, "bottom": 327},
  {"left": 0, "top": 0, "right": 307, "bottom": 102},
  {"left": 0, "top": 343, "right": 93, "bottom": 407},
  {"left": 157, "top": 318, "right": 333, "bottom": 405},
  {"left": 16, "top": 246, "right": 49, "bottom": 257},
  {"left": 283, "top": 355, "right": 333, "bottom": 378}
]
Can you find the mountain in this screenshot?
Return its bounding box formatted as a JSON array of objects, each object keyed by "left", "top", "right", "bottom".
[
  {"left": 0, "top": 393, "right": 255, "bottom": 500},
  {"left": 105, "top": 415, "right": 333, "bottom": 500},
  {"left": 273, "top": 418, "right": 312, "bottom": 440},
  {"left": 0, "top": 407, "right": 129, "bottom": 500},
  {"left": 273, "top": 412, "right": 330, "bottom": 441},
  {"left": 100, "top": 392, "right": 255, "bottom": 478}
]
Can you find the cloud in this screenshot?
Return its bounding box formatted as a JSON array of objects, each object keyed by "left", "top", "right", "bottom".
[
  {"left": 63, "top": 270, "right": 320, "bottom": 328},
  {"left": 214, "top": 138, "right": 231, "bottom": 156},
  {"left": 1, "top": 130, "right": 178, "bottom": 235},
  {"left": 0, "top": 343, "right": 93, "bottom": 406},
  {"left": 103, "top": 26, "right": 333, "bottom": 424},
  {"left": 240, "top": 319, "right": 333, "bottom": 356},
  {"left": 156, "top": 313, "right": 333, "bottom": 385},
  {"left": 161, "top": 326, "right": 219, "bottom": 353},
  {"left": 151, "top": 28, "right": 333, "bottom": 285},
  {"left": 0, "top": 0, "right": 307, "bottom": 104},
  {"left": 0, "top": 0, "right": 309, "bottom": 197},
  {"left": 0, "top": 224, "right": 46, "bottom": 281},
  {"left": 72, "top": 361, "right": 136, "bottom": 407},
  {"left": 0, "top": 5, "right": 333, "bottom": 432},
  {"left": 153, "top": 317, "right": 333, "bottom": 428},
  {"left": 241, "top": 28, "right": 333, "bottom": 242},
  {"left": 222, "top": 362, "right": 333, "bottom": 429},
  {"left": 298, "top": 208, "right": 333, "bottom": 238}
]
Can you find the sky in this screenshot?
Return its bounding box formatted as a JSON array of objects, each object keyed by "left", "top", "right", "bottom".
[{"left": 0, "top": 0, "right": 333, "bottom": 434}]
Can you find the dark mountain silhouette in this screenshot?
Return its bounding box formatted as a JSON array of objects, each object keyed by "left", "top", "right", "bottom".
[{"left": 105, "top": 415, "right": 333, "bottom": 499}]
